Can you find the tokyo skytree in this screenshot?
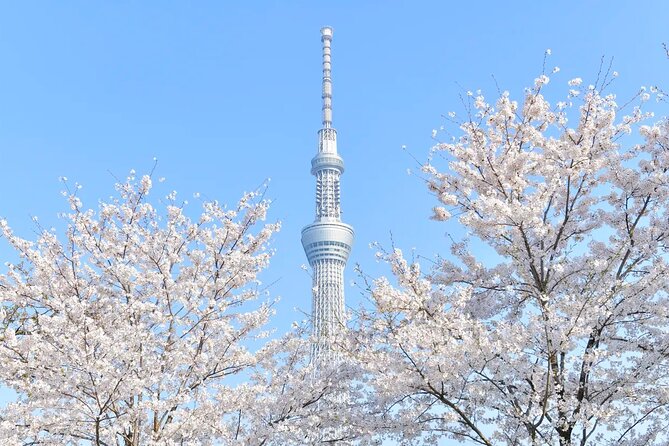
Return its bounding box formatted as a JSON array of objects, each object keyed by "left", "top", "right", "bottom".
[{"left": 301, "top": 27, "right": 354, "bottom": 361}]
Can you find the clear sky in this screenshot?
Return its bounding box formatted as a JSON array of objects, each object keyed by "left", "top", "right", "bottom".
[{"left": 0, "top": 1, "right": 667, "bottom": 347}]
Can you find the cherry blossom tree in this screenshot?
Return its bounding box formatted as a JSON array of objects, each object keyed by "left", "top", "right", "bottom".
[
  {"left": 353, "top": 67, "right": 669, "bottom": 445},
  {"left": 0, "top": 172, "right": 331, "bottom": 445},
  {"left": 248, "top": 333, "right": 371, "bottom": 445}
]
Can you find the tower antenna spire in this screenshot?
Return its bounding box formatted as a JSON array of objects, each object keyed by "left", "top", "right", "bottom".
[{"left": 321, "top": 26, "right": 333, "bottom": 128}]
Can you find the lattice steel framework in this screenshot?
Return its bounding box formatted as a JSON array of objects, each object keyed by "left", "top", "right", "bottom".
[{"left": 301, "top": 27, "right": 354, "bottom": 362}]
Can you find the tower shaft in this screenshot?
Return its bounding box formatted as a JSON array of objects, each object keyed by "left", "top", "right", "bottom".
[{"left": 302, "top": 27, "right": 354, "bottom": 362}]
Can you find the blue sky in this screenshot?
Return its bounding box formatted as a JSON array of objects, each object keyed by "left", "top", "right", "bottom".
[{"left": 0, "top": 1, "right": 667, "bottom": 338}]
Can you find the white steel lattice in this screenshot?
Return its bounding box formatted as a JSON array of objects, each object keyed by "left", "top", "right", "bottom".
[
  {"left": 316, "top": 169, "right": 341, "bottom": 219},
  {"left": 311, "top": 259, "right": 346, "bottom": 358}
]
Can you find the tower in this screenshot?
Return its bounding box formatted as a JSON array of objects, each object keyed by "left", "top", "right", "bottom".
[{"left": 301, "top": 27, "right": 354, "bottom": 361}]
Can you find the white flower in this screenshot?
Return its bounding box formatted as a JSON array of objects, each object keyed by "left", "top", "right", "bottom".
[
  {"left": 431, "top": 206, "right": 451, "bottom": 221},
  {"left": 140, "top": 175, "right": 152, "bottom": 194},
  {"left": 568, "top": 78, "right": 583, "bottom": 87},
  {"left": 535, "top": 75, "right": 550, "bottom": 86}
]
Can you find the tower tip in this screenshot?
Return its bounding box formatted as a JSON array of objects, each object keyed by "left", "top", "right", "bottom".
[{"left": 320, "top": 26, "right": 334, "bottom": 128}]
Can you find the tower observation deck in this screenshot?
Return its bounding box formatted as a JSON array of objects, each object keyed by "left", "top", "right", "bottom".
[{"left": 301, "top": 27, "right": 354, "bottom": 361}]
